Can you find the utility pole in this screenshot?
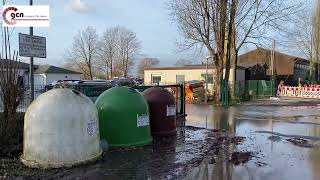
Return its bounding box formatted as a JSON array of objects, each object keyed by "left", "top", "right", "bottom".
[
  {"left": 271, "top": 40, "right": 275, "bottom": 96},
  {"left": 310, "top": 31, "right": 314, "bottom": 83},
  {"left": 29, "top": 0, "right": 34, "bottom": 101},
  {"left": 205, "top": 56, "right": 210, "bottom": 104}
]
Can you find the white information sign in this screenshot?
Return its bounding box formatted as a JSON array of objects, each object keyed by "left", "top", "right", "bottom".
[
  {"left": 137, "top": 114, "right": 149, "bottom": 127},
  {"left": 166, "top": 105, "right": 176, "bottom": 116},
  {"left": 19, "top": 33, "right": 46, "bottom": 58}
]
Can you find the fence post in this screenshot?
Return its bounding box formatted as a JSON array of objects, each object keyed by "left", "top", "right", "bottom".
[
  {"left": 255, "top": 80, "right": 258, "bottom": 98},
  {"left": 221, "top": 80, "right": 229, "bottom": 107},
  {"left": 180, "top": 83, "right": 186, "bottom": 116}
]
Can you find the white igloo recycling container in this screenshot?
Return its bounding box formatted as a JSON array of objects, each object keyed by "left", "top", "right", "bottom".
[{"left": 22, "top": 88, "right": 102, "bottom": 168}]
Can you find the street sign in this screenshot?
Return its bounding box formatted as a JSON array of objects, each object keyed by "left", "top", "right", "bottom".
[{"left": 19, "top": 33, "right": 46, "bottom": 58}]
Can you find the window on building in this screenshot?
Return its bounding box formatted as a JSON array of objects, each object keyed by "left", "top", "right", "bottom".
[
  {"left": 176, "top": 75, "right": 185, "bottom": 83},
  {"left": 151, "top": 75, "right": 161, "bottom": 84},
  {"left": 201, "top": 74, "right": 213, "bottom": 84}
]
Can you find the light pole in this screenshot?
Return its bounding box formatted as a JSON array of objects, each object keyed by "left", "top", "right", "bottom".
[
  {"left": 271, "top": 39, "right": 275, "bottom": 96},
  {"left": 29, "top": 0, "right": 34, "bottom": 101},
  {"left": 205, "top": 56, "right": 211, "bottom": 104}
]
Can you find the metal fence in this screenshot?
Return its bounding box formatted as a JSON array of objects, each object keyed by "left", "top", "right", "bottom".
[
  {"left": 2, "top": 84, "right": 186, "bottom": 118},
  {"left": 0, "top": 85, "right": 46, "bottom": 113},
  {"left": 226, "top": 80, "right": 275, "bottom": 105},
  {"left": 0, "top": 80, "right": 274, "bottom": 112},
  {"left": 62, "top": 84, "right": 186, "bottom": 118}
]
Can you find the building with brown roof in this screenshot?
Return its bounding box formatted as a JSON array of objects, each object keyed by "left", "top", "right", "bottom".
[{"left": 238, "top": 48, "right": 309, "bottom": 84}]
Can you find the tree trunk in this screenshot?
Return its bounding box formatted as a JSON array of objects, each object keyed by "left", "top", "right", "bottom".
[
  {"left": 212, "top": 51, "right": 222, "bottom": 104},
  {"left": 105, "top": 61, "right": 109, "bottom": 79},
  {"left": 88, "top": 63, "right": 93, "bottom": 80},
  {"left": 309, "top": 60, "right": 314, "bottom": 83},
  {"left": 230, "top": 50, "right": 238, "bottom": 98}
]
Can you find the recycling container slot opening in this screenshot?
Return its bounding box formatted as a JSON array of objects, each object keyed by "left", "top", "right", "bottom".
[{"left": 72, "top": 90, "right": 81, "bottom": 95}]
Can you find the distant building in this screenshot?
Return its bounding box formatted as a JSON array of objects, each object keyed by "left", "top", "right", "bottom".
[
  {"left": 33, "top": 65, "right": 82, "bottom": 86},
  {"left": 0, "top": 59, "right": 82, "bottom": 87},
  {"left": 238, "top": 48, "right": 309, "bottom": 85},
  {"left": 144, "top": 64, "right": 245, "bottom": 93}
]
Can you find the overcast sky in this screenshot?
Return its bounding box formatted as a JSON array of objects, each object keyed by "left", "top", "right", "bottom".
[
  {"left": 1, "top": 0, "right": 207, "bottom": 69},
  {"left": 1, "top": 0, "right": 314, "bottom": 73}
]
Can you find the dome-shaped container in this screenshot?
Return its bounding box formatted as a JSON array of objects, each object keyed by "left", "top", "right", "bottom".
[
  {"left": 95, "top": 86, "right": 152, "bottom": 147},
  {"left": 22, "top": 88, "right": 102, "bottom": 168},
  {"left": 142, "top": 87, "right": 177, "bottom": 136}
]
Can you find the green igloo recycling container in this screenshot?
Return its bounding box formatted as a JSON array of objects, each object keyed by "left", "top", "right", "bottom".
[{"left": 95, "top": 86, "right": 152, "bottom": 147}]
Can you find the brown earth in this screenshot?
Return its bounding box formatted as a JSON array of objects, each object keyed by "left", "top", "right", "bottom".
[{"left": 0, "top": 125, "right": 252, "bottom": 179}]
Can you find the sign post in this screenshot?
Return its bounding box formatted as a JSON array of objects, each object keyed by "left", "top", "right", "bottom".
[
  {"left": 30, "top": 0, "right": 34, "bottom": 101},
  {"left": 18, "top": 32, "right": 46, "bottom": 101}
]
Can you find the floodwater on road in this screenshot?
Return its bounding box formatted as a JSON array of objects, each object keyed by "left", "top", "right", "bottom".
[{"left": 185, "top": 100, "right": 320, "bottom": 180}]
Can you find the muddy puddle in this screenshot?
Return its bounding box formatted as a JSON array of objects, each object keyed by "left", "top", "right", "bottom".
[
  {"left": 0, "top": 126, "right": 250, "bottom": 180},
  {"left": 2, "top": 99, "right": 320, "bottom": 180},
  {"left": 186, "top": 101, "right": 320, "bottom": 180}
]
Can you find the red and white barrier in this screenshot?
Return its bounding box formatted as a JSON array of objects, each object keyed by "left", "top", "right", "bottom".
[{"left": 280, "top": 86, "right": 320, "bottom": 99}]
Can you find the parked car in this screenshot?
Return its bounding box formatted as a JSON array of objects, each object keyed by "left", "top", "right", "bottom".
[
  {"left": 133, "top": 78, "right": 143, "bottom": 86},
  {"left": 114, "top": 78, "right": 135, "bottom": 86},
  {"left": 106, "top": 80, "right": 118, "bottom": 87}
]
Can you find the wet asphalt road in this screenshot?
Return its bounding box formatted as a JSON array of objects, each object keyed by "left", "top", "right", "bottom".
[{"left": 185, "top": 98, "right": 320, "bottom": 180}]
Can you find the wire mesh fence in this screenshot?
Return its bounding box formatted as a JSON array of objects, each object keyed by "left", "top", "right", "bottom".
[
  {"left": 0, "top": 85, "right": 46, "bottom": 113},
  {"left": 228, "top": 80, "right": 275, "bottom": 103},
  {"left": 0, "top": 80, "right": 275, "bottom": 113},
  {"left": 5, "top": 84, "right": 186, "bottom": 117}
]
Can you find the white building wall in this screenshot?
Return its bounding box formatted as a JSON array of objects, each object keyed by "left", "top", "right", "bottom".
[
  {"left": 45, "top": 74, "right": 81, "bottom": 85},
  {"left": 144, "top": 68, "right": 245, "bottom": 85},
  {"left": 34, "top": 74, "right": 46, "bottom": 86}
]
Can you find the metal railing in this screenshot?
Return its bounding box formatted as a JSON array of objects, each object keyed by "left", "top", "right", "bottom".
[
  {"left": 64, "top": 84, "right": 187, "bottom": 118},
  {"left": 134, "top": 84, "right": 186, "bottom": 118},
  {"left": 9, "top": 84, "right": 187, "bottom": 118}
]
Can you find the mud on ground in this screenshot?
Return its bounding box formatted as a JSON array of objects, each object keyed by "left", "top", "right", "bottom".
[{"left": 0, "top": 126, "right": 252, "bottom": 180}]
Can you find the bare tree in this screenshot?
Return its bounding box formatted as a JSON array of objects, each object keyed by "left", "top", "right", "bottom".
[
  {"left": 174, "top": 59, "right": 194, "bottom": 66},
  {"left": 0, "top": 27, "right": 24, "bottom": 147},
  {"left": 116, "top": 27, "right": 141, "bottom": 77},
  {"left": 313, "top": 0, "right": 320, "bottom": 82},
  {"left": 284, "top": 8, "right": 314, "bottom": 81},
  {"left": 228, "top": 0, "right": 303, "bottom": 96},
  {"left": 137, "top": 57, "right": 159, "bottom": 77},
  {"left": 98, "top": 27, "right": 118, "bottom": 79},
  {"left": 65, "top": 26, "right": 99, "bottom": 80},
  {"left": 169, "top": 0, "right": 236, "bottom": 102}
]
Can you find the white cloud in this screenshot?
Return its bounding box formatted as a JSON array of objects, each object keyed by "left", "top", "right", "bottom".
[{"left": 68, "top": 0, "right": 96, "bottom": 14}]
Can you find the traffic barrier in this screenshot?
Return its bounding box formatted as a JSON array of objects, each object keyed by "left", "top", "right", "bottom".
[{"left": 280, "top": 86, "right": 320, "bottom": 99}]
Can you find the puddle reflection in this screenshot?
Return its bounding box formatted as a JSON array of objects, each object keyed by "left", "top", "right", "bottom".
[{"left": 185, "top": 103, "right": 320, "bottom": 180}]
